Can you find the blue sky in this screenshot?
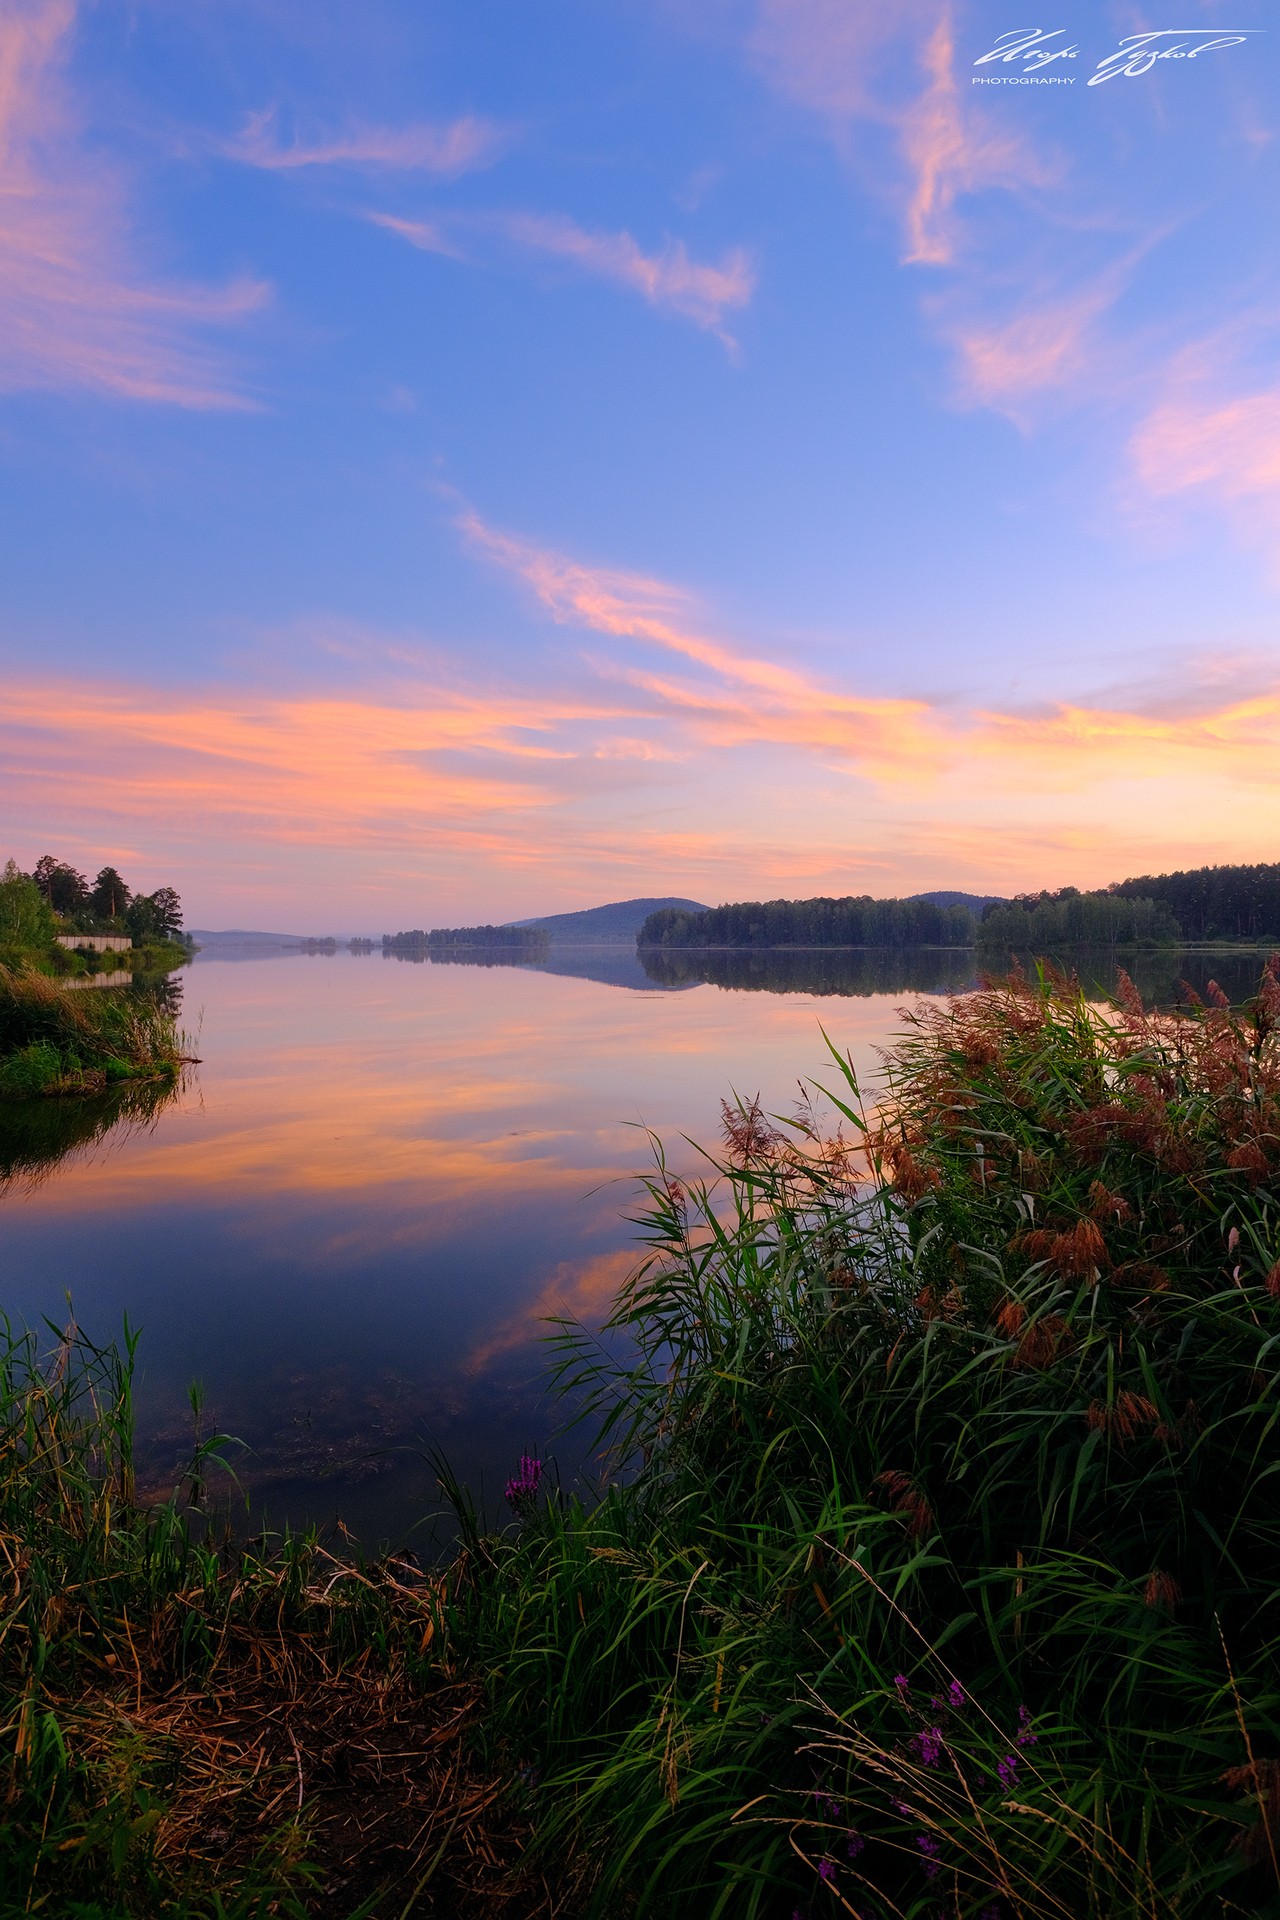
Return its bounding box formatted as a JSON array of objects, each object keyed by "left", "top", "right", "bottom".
[{"left": 2, "top": 0, "right": 1278, "bottom": 926}]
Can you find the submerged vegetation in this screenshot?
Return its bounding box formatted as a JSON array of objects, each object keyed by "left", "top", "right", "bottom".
[
  {"left": 6, "top": 962, "right": 1280, "bottom": 1914},
  {"left": 0, "top": 967, "right": 188, "bottom": 1099}
]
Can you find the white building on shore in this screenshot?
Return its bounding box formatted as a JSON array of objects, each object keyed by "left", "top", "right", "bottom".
[{"left": 55, "top": 934, "right": 132, "bottom": 953}]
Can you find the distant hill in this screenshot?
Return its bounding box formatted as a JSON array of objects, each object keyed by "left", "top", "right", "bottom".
[
  {"left": 507, "top": 897, "right": 708, "bottom": 945},
  {"left": 909, "top": 890, "right": 1006, "bottom": 914}
]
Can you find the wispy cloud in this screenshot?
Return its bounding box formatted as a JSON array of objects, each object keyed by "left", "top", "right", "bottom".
[
  {"left": 500, "top": 215, "right": 755, "bottom": 339},
  {"left": 946, "top": 273, "right": 1128, "bottom": 417},
  {"left": 365, "top": 211, "right": 460, "bottom": 259},
  {"left": 899, "top": 12, "right": 1051, "bottom": 267},
  {"left": 6, "top": 647, "right": 1280, "bottom": 917},
  {"left": 0, "top": 0, "right": 265, "bottom": 407},
  {"left": 458, "top": 512, "right": 942, "bottom": 776},
  {"left": 746, "top": 1, "right": 1052, "bottom": 266},
  {"left": 1132, "top": 386, "right": 1280, "bottom": 508},
  {"left": 370, "top": 206, "right": 756, "bottom": 342},
  {"left": 6, "top": 530, "right": 1280, "bottom": 915},
  {"left": 226, "top": 107, "right": 507, "bottom": 175}
]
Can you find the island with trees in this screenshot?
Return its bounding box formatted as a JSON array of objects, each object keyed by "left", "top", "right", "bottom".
[{"left": 383, "top": 924, "right": 549, "bottom": 959}]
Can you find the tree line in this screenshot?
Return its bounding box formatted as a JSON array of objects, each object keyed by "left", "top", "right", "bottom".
[
  {"left": 1110, "top": 862, "right": 1280, "bottom": 941},
  {"left": 0, "top": 855, "right": 183, "bottom": 950},
  {"left": 977, "top": 889, "right": 1180, "bottom": 950},
  {"left": 639, "top": 862, "right": 1280, "bottom": 953},
  {"left": 382, "top": 925, "right": 548, "bottom": 953},
  {"left": 640, "top": 896, "right": 978, "bottom": 949}
]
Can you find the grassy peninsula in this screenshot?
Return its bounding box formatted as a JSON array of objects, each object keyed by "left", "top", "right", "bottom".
[
  {"left": 0, "top": 856, "right": 191, "bottom": 1098},
  {"left": 6, "top": 960, "right": 1280, "bottom": 1914}
]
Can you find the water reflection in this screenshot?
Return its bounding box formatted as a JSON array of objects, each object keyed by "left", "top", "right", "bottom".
[
  {"left": 388, "top": 944, "right": 691, "bottom": 992},
  {"left": 976, "top": 945, "right": 1275, "bottom": 1008},
  {"left": 0, "top": 1078, "right": 183, "bottom": 1191},
  {"left": 0, "top": 943, "right": 1275, "bottom": 1545},
  {"left": 637, "top": 943, "right": 1277, "bottom": 1006},
  {"left": 639, "top": 945, "right": 980, "bottom": 997}
]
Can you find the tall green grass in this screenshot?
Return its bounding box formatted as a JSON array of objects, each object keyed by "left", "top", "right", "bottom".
[
  {"left": 0, "top": 965, "right": 187, "bottom": 1098},
  {"left": 458, "top": 962, "right": 1280, "bottom": 1917}
]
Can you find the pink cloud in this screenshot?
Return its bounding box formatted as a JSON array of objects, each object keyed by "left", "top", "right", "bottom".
[
  {"left": 458, "top": 512, "right": 943, "bottom": 777},
  {"left": 747, "top": 1, "right": 1052, "bottom": 267},
  {"left": 947, "top": 273, "right": 1127, "bottom": 416},
  {"left": 1132, "top": 387, "right": 1280, "bottom": 504},
  {"left": 0, "top": 0, "right": 265, "bottom": 407},
  {"left": 502, "top": 213, "right": 755, "bottom": 337},
  {"left": 228, "top": 108, "right": 507, "bottom": 175},
  {"left": 900, "top": 12, "right": 1049, "bottom": 267},
  {"left": 366, "top": 211, "right": 460, "bottom": 259}
]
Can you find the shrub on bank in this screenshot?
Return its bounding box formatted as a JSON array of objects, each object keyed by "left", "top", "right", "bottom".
[{"left": 460, "top": 961, "right": 1280, "bottom": 1917}]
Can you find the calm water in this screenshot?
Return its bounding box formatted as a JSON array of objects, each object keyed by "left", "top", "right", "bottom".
[{"left": 0, "top": 942, "right": 1269, "bottom": 1547}]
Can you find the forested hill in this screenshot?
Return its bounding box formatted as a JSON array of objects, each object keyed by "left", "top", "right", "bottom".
[
  {"left": 638, "top": 895, "right": 977, "bottom": 949},
  {"left": 1110, "top": 863, "right": 1280, "bottom": 942}
]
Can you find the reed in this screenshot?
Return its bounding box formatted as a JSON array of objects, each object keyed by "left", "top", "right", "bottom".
[{"left": 456, "top": 960, "right": 1280, "bottom": 1917}]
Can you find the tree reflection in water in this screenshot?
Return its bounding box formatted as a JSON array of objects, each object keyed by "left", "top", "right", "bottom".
[{"left": 0, "top": 974, "right": 187, "bottom": 1190}]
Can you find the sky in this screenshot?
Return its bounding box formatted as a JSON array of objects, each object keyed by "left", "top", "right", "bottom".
[{"left": 1, "top": 0, "right": 1279, "bottom": 929}]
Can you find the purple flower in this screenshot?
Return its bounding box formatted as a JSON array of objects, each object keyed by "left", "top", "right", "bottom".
[
  {"left": 818, "top": 1860, "right": 836, "bottom": 1884},
  {"left": 1015, "top": 1704, "right": 1037, "bottom": 1747},
  {"left": 915, "top": 1833, "right": 942, "bottom": 1880},
  {"left": 504, "top": 1454, "right": 544, "bottom": 1511},
  {"left": 996, "top": 1752, "right": 1019, "bottom": 1790},
  {"left": 846, "top": 1830, "right": 865, "bottom": 1859},
  {"left": 893, "top": 1672, "right": 910, "bottom": 1696},
  {"left": 813, "top": 1790, "right": 842, "bottom": 1819},
  {"left": 913, "top": 1726, "right": 944, "bottom": 1767},
  {"left": 947, "top": 1679, "right": 965, "bottom": 1709}
]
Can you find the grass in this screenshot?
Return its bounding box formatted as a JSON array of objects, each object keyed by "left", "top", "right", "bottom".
[
  {"left": 449, "top": 959, "right": 1280, "bottom": 1917},
  {"left": 0, "top": 966, "right": 190, "bottom": 1099},
  {"left": 0, "top": 1317, "right": 553, "bottom": 1919}
]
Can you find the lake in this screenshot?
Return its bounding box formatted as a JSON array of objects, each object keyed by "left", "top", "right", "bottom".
[{"left": 0, "top": 941, "right": 1270, "bottom": 1550}]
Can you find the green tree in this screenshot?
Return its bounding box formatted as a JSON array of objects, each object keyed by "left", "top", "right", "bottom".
[
  {"left": 31, "top": 856, "right": 89, "bottom": 917},
  {"left": 0, "top": 861, "right": 56, "bottom": 949},
  {"left": 147, "top": 886, "right": 182, "bottom": 939},
  {"left": 124, "top": 887, "right": 183, "bottom": 945},
  {"left": 91, "top": 866, "right": 131, "bottom": 921}
]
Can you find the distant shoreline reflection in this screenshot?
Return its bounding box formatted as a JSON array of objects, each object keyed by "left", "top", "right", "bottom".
[{"left": 407, "top": 940, "right": 1276, "bottom": 1006}]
